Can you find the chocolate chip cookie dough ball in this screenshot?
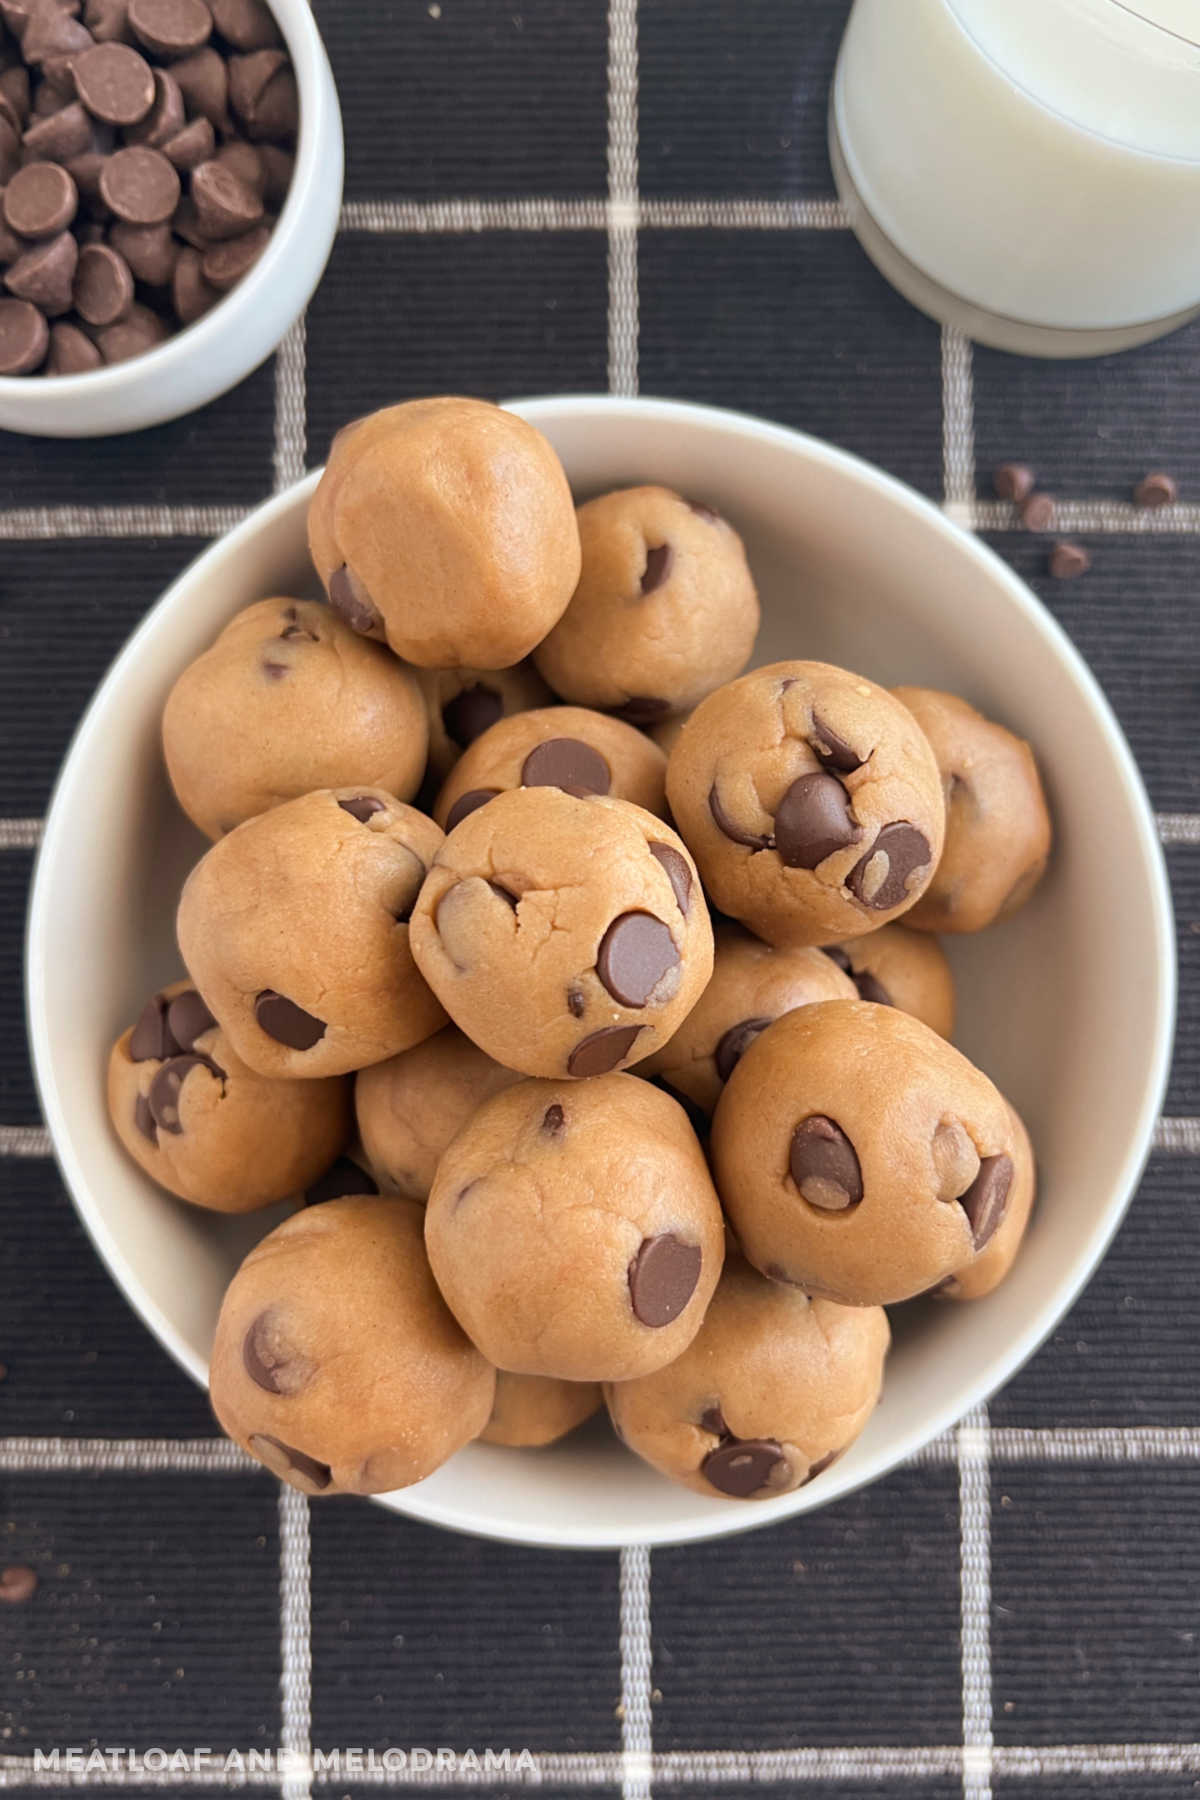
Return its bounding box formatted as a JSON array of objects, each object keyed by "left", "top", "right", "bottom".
[
  {"left": 534, "top": 486, "right": 759, "bottom": 724},
  {"left": 891, "top": 687, "right": 1052, "bottom": 933},
  {"left": 210, "top": 1196, "right": 495, "bottom": 1495},
  {"left": 426, "top": 1074, "right": 725, "bottom": 1381},
  {"left": 434, "top": 705, "right": 668, "bottom": 832},
  {"left": 307, "top": 398, "right": 581, "bottom": 669},
  {"left": 480, "top": 1372, "right": 603, "bottom": 1448},
  {"left": 162, "top": 598, "right": 429, "bottom": 841},
  {"left": 667, "top": 662, "right": 945, "bottom": 947},
  {"left": 178, "top": 788, "right": 446, "bottom": 1079},
  {"left": 354, "top": 1026, "right": 521, "bottom": 1202},
  {"left": 640, "top": 924, "right": 856, "bottom": 1121},
  {"left": 937, "top": 1102, "right": 1035, "bottom": 1301},
  {"left": 108, "top": 979, "right": 351, "bottom": 1211},
  {"left": 410, "top": 787, "right": 712, "bottom": 1080},
  {"left": 824, "top": 925, "right": 955, "bottom": 1039},
  {"left": 418, "top": 661, "right": 555, "bottom": 782},
  {"left": 607, "top": 1259, "right": 888, "bottom": 1500},
  {"left": 711, "top": 1001, "right": 1017, "bottom": 1306}
]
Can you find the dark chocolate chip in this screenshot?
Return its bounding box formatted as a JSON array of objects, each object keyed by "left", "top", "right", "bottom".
[
  {"left": 105, "top": 220, "right": 174, "bottom": 286},
  {"left": 809, "top": 713, "right": 863, "bottom": 774},
  {"left": 161, "top": 111, "right": 213, "bottom": 168},
  {"left": 190, "top": 153, "right": 260, "bottom": 235},
  {"left": 699, "top": 1403, "right": 727, "bottom": 1436},
  {"left": 0, "top": 1565, "right": 38, "bottom": 1604},
  {"left": 441, "top": 682, "right": 502, "bottom": 749},
  {"left": 1133, "top": 470, "right": 1177, "bottom": 509},
  {"left": 170, "top": 242, "right": 218, "bottom": 322},
  {"left": 789, "top": 1115, "right": 863, "bottom": 1211},
  {"left": 957, "top": 1153, "right": 1013, "bottom": 1251},
  {"left": 444, "top": 787, "right": 499, "bottom": 832},
  {"left": 567, "top": 1023, "right": 642, "bottom": 1077},
  {"left": 0, "top": 295, "right": 46, "bottom": 370},
  {"left": 210, "top": 0, "right": 279, "bottom": 49},
  {"left": 242, "top": 1308, "right": 296, "bottom": 1394},
  {"left": 127, "top": 0, "right": 210, "bottom": 57},
  {"left": 254, "top": 990, "right": 325, "bottom": 1050},
  {"left": 640, "top": 542, "right": 673, "bottom": 594},
  {"left": 628, "top": 1232, "right": 702, "bottom": 1326},
  {"left": 95, "top": 298, "right": 166, "bottom": 361},
  {"left": 846, "top": 822, "right": 932, "bottom": 910},
  {"left": 164, "top": 987, "right": 215, "bottom": 1049},
  {"left": 255, "top": 138, "right": 290, "bottom": 205},
  {"left": 147, "top": 1051, "right": 222, "bottom": 1133},
  {"left": 129, "top": 991, "right": 178, "bottom": 1061},
  {"left": 44, "top": 320, "right": 100, "bottom": 374},
  {"left": 124, "top": 64, "right": 183, "bottom": 145},
  {"left": 566, "top": 985, "right": 585, "bottom": 1018},
  {"left": 133, "top": 1091, "right": 156, "bottom": 1139},
  {"left": 3, "top": 157, "right": 76, "bottom": 233},
  {"left": 1020, "top": 490, "right": 1055, "bottom": 532},
  {"left": 4, "top": 228, "right": 77, "bottom": 313},
  {"left": 84, "top": 0, "right": 131, "bottom": 42},
  {"left": 648, "top": 841, "right": 692, "bottom": 913},
  {"left": 822, "top": 945, "right": 851, "bottom": 973},
  {"left": 853, "top": 969, "right": 892, "bottom": 1006},
  {"left": 338, "top": 794, "right": 385, "bottom": 824},
  {"left": 773, "top": 772, "right": 858, "bottom": 868},
  {"left": 541, "top": 1103, "right": 565, "bottom": 1136},
  {"left": 612, "top": 695, "right": 671, "bottom": 725},
  {"left": 714, "top": 1015, "right": 772, "bottom": 1083},
  {"left": 597, "top": 911, "right": 679, "bottom": 1007},
  {"left": 99, "top": 142, "right": 179, "bottom": 223},
  {"left": 992, "top": 462, "right": 1034, "bottom": 503},
  {"left": 304, "top": 1155, "right": 378, "bottom": 1207},
  {"left": 73, "top": 240, "right": 133, "bottom": 324},
  {"left": 702, "top": 1438, "right": 789, "bottom": 1498},
  {"left": 167, "top": 46, "right": 227, "bottom": 126},
  {"left": 72, "top": 39, "right": 154, "bottom": 123},
  {"left": 248, "top": 1433, "right": 331, "bottom": 1491},
  {"left": 21, "top": 96, "right": 92, "bottom": 157},
  {"left": 22, "top": 2, "right": 92, "bottom": 74},
  {"left": 708, "top": 783, "right": 772, "bottom": 849},
  {"left": 327, "top": 563, "right": 380, "bottom": 636},
  {"left": 1048, "top": 541, "right": 1090, "bottom": 581},
  {"left": 521, "top": 736, "right": 611, "bottom": 795}
]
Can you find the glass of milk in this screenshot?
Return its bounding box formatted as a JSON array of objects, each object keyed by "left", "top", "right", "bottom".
[{"left": 830, "top": 0, "right": 1200, "bottom": 356}]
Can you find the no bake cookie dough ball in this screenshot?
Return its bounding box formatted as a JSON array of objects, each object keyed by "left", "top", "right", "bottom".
[
  {"left": 607, "top": 1258, "right": 889, "bottom": 1500},
  {"left": 480, "top": 1372, "right": 604, "bottom": 1448},
  {"left": 666, "top": 662, "right": 945, "bottom": 947},
  {"left": 177, "top": 787, "right": 446, "bottom": 1079},
  {"left": 417, "top": 661, "right": 555, "bottom": 782},
  {"left": 434, "top": 705, "right": 668, "bottom": 831},
  {"left": 210, "top": 1195, "right": 495, "bottom": 1495},
  {"left": 107, "top": 979, "right": 351, "bottom": 1211},
  {"left": 640, "top": 923, "right": 856, "bottom": 1121},
  {"left": 891, "top": 687, "right": 1052, "bottom": 934},
  {"left": 162, "top": 598, "right": 428, "bottom": 840},
  {"left": 307, "top": 398, "right": 581, "bottom": 669},
  {"left": 425, "top": 1074, "right": 725, "bottom": 1382},
  {"left": 354, "top": 1026, "right": 521, "bottom": 1202},
  {"left": 936, "top": 1101, "right": 1035, "bottom": 1301},
  {"left": 711, "top": 1000, "right": 1017, "bottom": 1306},
  {"left": 824, "top": 924, "right": 955, "bottom": 1038},
  {"left": 409, "top": 786, "right": 712, "bottom": 1079},
  {"left": 534, "top": 486, "right": 759, "bottom": 723}
]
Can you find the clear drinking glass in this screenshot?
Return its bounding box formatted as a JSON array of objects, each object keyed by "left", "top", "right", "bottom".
[{"left": 829, "top": 0, "right": 1200, "bottom": 357}]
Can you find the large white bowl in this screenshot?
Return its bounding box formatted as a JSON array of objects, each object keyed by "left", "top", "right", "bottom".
[{"left": 26, "top": 396, "right": 1175, "bottom": 1547}]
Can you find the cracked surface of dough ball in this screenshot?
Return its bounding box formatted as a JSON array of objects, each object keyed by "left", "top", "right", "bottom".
[
  {"left": 711, "top": 1000, "right": 1017, "bottom": 1305},
  {"left": 667, "top": 661, "right": 945, "bottom": 946},
  {"left": 178, "top": 788, "right": 446, "bottom": 1079},
  {"left": 417, "top": 661, "right": 555, "bottom": 782},
  {"left": 308, "top": 398, "right": 581, "bottom": 668},
  {"left": 107, "top": 979, "right": 351, "bottom": 1211},
  {"left": 410, "top": 787, "right": 712, "bottom": 1079},
  {"left": 434, "top": 704, "right": 668, "bottom": 831},
  {"left": 534, "top": 485, "right": 759, "bottom": 723},
  {"left": 606, "top": 1258, "right": 889, "bottom": 1500},
  {"left": 480, "top": 1372, "right": 603, "bottom": 1447},
  {"left": 426, "top": 1074, "right": 725, "bottom": 1381},
  {"left": 824, "top": 924, "right": 955, "bottom": 1038},
  {"left": 162, "top": 598, "right": 428, "bottom": 840},
  {"left": 210, "top": 1196, "right": 495, "bottom": 1495},
  {"left": 937, "top": 1101, "right": 1035, "bottom": 1300},
  {"left": 354, "top": 1026, "right": 521, "bottom": 1202}
]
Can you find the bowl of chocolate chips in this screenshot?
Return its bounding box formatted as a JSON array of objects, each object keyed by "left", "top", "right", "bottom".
[{"left": 0, "top": 0, "right": 341, "bottom": 434}]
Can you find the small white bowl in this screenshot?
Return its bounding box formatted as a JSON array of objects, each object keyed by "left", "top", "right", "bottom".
[
  {"left": 27, "top": 396, "right": 1175, "bottom": 1547},
  {"left": 0, "top": 0, "right": 342, "bottom": 438}
]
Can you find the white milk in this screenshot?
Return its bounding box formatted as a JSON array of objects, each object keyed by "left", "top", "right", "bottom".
[{"left": 830, "top": 0, "right": 1200, "bottom": 355}]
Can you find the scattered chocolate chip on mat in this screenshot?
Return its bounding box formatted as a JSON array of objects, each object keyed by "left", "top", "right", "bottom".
[
  {"left": 1133, "top": 469, "right": 1177, "bottom": 508},
  {"left": 1019, "top": 490, "right": 1056, "bottom": 531},
  {"left": 0, "top": 1566, "right": 38, "bottom": 1604},
  {"left": 1048, "top": 540, "right": 1091, "bottom": 580},
  {"left": 992, "top": 461, "right": 1035, "bottom": 503}
]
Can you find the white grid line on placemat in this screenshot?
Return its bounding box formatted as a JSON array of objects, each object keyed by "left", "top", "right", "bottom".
[
  {"left": 273, "top": 316, "right": 308, "bottom": 494},
  {"left": 339, "top": 196, "right": 850, "bottom": 233},
  {"left": 941, "top": 327, "right": 976, "bottom": 511},
  {"left": 957, "top": 1408, "right": 993, "bottom": 1800},
  {"left": 953, "top": 497, "right": 1200, "bottom": 534},
  {"left": 1159, "top": 813, "right": 1200, "bottom": 845},
  {"left": 0, "top": 817, "right": 40, "bottom": 847},
  {"left": 279, "top": 1487, "right": 313, "bottom": 1800},
  {"left": 606, "top": 0, "right": 639, "bottom": 396},
  {"left": 619, "top": 1545, "right": 654, "bottom": 1800},
  {"left": 0, "top": 504, "right": 250, "bottom": 539}
]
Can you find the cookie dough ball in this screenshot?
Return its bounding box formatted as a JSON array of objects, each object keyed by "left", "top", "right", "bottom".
[
  {"left": 711, "top": 1000, "right": 1017, "bottom": 1306},
  {"left": 937, "top": 1102, "right": 1035, "bottom": 1301},
  {"left": 480, "top": 1372, "right": 603, "bottom": 1448},
  {"left": 891, "top": 687, "right": 1052, "bottom": 933},
  {"left": 534, "top": 486, "right": 759, "bottom": 724},
  {"left": 426, "top": 1074, "right": 725, "bottom": 1381},
  {"left": 607, "top": 1259, "right": 888, "bottom": 1500},
  {"left": 178, "top": 788, "right": 446, "bottom": 1079},
  {"left": 308, "top": 398, "right": 581, "bottom": 668},
  {"left": 107, "top": 980, "right": 351, "bottom": 1212},
  {"left": 410, "top": 787, "right": 712, "bottom": 1079},
  {"left": 640, "top": 924, "right": 856, "bottom": 1121},
  {"left": 354, "top": 1026, "right": 521, "bottom": 1202},
  {"left": 418, "top": 661, "right": 555, "bottom": 782},
  {"left": 667, "top": 662, "right": 945, "bottom": 947},
  {"left": 434, "top": 705, "right": 668, "bottom": 831},
  {"left": 211, "top": 1196, "right": 495, "bottom": 1495},
  {"left": 824, "top": 925, "right": 955, "bottom": 1039},
  {"left": 162, "top": 598, "right": 428, "bottom": 841}
]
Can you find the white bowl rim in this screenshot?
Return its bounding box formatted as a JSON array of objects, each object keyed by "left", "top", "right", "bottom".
[{"left": 25, "top": 393, "right": 1177, "bottom": 1548}]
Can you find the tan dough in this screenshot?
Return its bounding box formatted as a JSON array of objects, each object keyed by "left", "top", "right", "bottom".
[
  {"left": 162, "top": 598, "right": 428, "bottom": 840},
  {"left": 417, "top": 661, "right": 555, "bottom": 781},
  {"left": 177, "top": 787, "right": 446, "bottom": 1079},
  {"left": 434, "top": 705, "right": 668, "bottom": 831},
  {"left": 937, "top": 1101, "right": 1035, "bottom": 1300},
  {"left": 606, "top": 1258, "right": 889, "bottom": 1500},
  {"left": 534, "top": 485, "right": 759, "bottom": 722},
  {"left": 711, "top": 1000, "right": 1018, "bottom": 1305},
  {"left": 307, "top": 398, "right": 581, "bottom": 668},
  {"left": 425, "top": 1074, "right": 725, "bottom": 1381},
  {"left": 107, "top": 979, "right": 350, "bottom": 1211},
  {"left": 667, "top": 662, "right": 945, "bottom": 947},
  {"left": 210, "top": 1195, "right": 495, "bottom": 1494},
  {"left": 892, "top": 686, "right": 1052, "bottom": 933},
  {"left": 354, "top": 1026, "right": 521, "bottom": 1202},
  {"left": 481, "top": 1372, "right": 603, "bottom": 1447},
  {"left": 824, "top": 924, "right": 955, "bottom": 1038},
  {"left": 410, "top": 786, "right": 712, "bottom": 1079}
]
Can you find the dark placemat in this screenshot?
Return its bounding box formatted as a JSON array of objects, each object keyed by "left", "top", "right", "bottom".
[{"left": 2, "top": 4, "right": 1198, "bottom": 1799}]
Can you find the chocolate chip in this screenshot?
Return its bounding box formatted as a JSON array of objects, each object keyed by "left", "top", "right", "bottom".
[
  {"left": 327, "top": 563, "right": 381, "bottom": 636},
  {"left": 597, "top": 911, "right": 679, "bottom": 1007},
  {"left": 714, "top": 1016, "right": 772, "bottom": 1083},
  {"left": 774, "top": 772, "right": 858, "bottom": 869},
  {"left": 44, "top": 318, "right": 99, "bottom": 371},
  {"left": 242, "top": 1308, "right": 303, "bottom": 1394},
  {"left": 129, "top": 990, "right": 177, "bottom": 1060},
  {"left": 640, "top": 542, "right": 672, "bottom": 594},
  {"left": 1048, "top": 540, "right": 1090, "bottom": 581},
  {"left": 210, "top": 0, "right": 277, "bottom": 48},
  {"left": 161, "top": 109, "right": 212, "bottom": 167},
  {"left": 170, "top": 241, "right": 218, "bottom": 322},
  {"left": 190, "top": 153, "right": 260, "bottom": 235},
  {"left": 628, "top": 1232, "right": 702, "bottom": 1326},
  {"left": 708, "top": 783, "right": 772, "bottom": 849},
  {"left": 147, "top": 1050, "right": 222, "bottom": 1133},
  {"left": 648, "top": 841, "right": 691, "bottom": 913},
  {"left": 0, "top": 1565, "right": 37, "bottom": 1604},
  {"left": 100, "top": 142, "right": 179, "bottom": 221},
  {"left": 85, "top": 0, "right": 130, "bottom": 42},
  {"left": 441, "top": 682, "right": 502, "bottom": 748},
  {"left": 847, "top": 822, "right": 931, "bottom": 910},
  {"left": 73, "top": 240, "right": 133, "bottom": 323},
  {"left": 124, "top": 64, "right": 183, "bottom": 144},
  {"left": 338, "top": 793, "right": 385, "bottom": 824},
  {"left": 108, "top": 217, "right": 176, "bottom": 283},
  {"left": 4, "top": 157, "right": 76, "bottom": 232},
  {"left": 133, "top": 1090, "right": 156, "bottom": 1139},
  {"left": 809, "top": 713, "right": 863, "bottom": 774},
  {"left": 0, "top": 65, "right": 31, "bottom": 126},
  {"left": 167, "top": 46, "right": 227, "bottom": 125},
  {"left": 5, "top": 228, "right": 76, "bottom": 312},
  {"left": 95, "top": 297, "right": 165, "bottom": 360},
  {"left": 21, "top": 95, "right": 92, "bottom": 156},
  {"left": 255, "top": 138, "right": 289, "bottom": 205},
  {"left": 304, "top": 1155, "right": 378, "bottom": 1207},
  {"left": 699, "top": 1403, "right": 727, "bottom": 1435},
  {"left": 1020, "top": 491, "right": 1055, "bottom": 532},
  {"left": 521, "top": 736, "right": 611, "bottom": 795},
  {"left": 566, "top": 984, "right": 585, "bottom": 1018},
  {"left": 541, "top": 1102, "right": 565, "bottom": 1136},
  {"left": 444, "top": 787, "right": 499, "bottom": 832},
  {"left": 164, "top": 987, "right": 214, "bottom": 1049},
  {"left": 235, "top": 54, "right": 293, "bottom": 140},
  {"left": 789, "top": 1115, "right": 863, "bottom": 1211},
  {"left": 702, "top": 1438, "right": 788, "bottom": 1498},
  {"left": 612, "top": 696, "right": 671, "bottom": 725},
  {"left": 0, "top": 294, "right": 46, "bottom": 368},
  {"left": 1134, "top": 470, "right": 1177, "bottom": 509},
  {"left": 73, "top": 38, "right": 153, "bottom": 121},
  {"left": 852, "top": 969, "right": 892, "bottom": 1006},
  {"left": 254, "top": 990, "right": 326, "bottom": 1050},
  {"left": 247, "top": 1433, "right": 331, "bottom": 1492},
  {"left": 128, "top": 0, "right": 209, "bottom": 55},
  {"left": 822, "top": 945, "right": 851, "bottom": 973},
  {"left": 567, "top": 1023, "right": 642, "bottom": 1076},
  {"left": 23, "top": 2, "right": 92, "bottom": 78},
  {"left": 992, "top": 462, "right": 1034, "bottom": 503},
  {"left": 957, "top": 1153, "right": 1013, "bottom": 1250}
]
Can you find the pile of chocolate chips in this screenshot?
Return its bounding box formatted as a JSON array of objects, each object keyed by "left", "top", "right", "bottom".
[{"left": 0, "top": 0, "right": 295, "bottom": 376}]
